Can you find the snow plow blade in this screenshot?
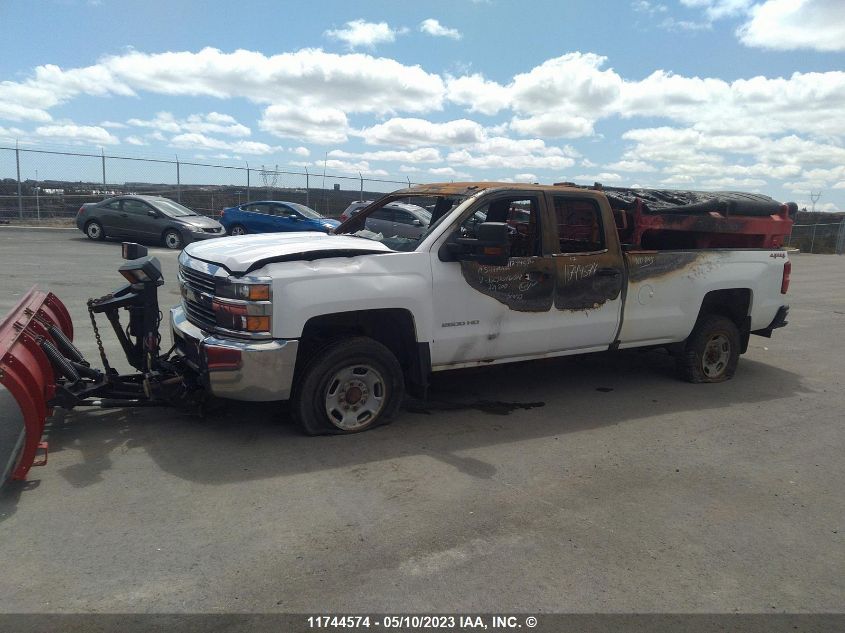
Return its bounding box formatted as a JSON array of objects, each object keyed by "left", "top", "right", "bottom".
[{"left": 0, "top": 287, "right": 73, "bottom": 486}]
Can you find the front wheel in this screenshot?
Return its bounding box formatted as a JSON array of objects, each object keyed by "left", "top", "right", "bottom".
[
  {"left": 229, "top": 224, "right": 247, "bottom": 236},
  {"left": 162, "top": 229, "right": 183, "bottom": 250},
  {"left": 292, "top": 337, "right": 404, "bottom": 435},
  {"left": 677, "top": 315, "right": 740, "bottom": 383}
]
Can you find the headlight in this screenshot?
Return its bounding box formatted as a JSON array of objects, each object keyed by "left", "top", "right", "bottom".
[
  {"left": 211, "top": 298, "right": 272, "bottom": 333},
  {"left": 215, "top": 281, "right": 271, "bottom": 301},
  {"left": 212, "top": 277, "right": 272, "bottom": 334}
]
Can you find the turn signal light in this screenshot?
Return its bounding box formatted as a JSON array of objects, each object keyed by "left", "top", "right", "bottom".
[
  {"left": 245, "top": 316, "right": 271, "bottom": 332},
  {"left": 245, "top": 284, "right": 270, "bottom": 301}
]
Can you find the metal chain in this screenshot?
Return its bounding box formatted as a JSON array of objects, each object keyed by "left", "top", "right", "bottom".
[{"left": 87, "top": 297, "right": 112, "bottom": 374}]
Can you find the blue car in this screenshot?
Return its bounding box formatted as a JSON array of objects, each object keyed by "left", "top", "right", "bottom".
[{"left": 219, "top": 200, "right": 340, "bottom": 235}]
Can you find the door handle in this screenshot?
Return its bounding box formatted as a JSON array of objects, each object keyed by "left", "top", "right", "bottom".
[{"left": 596, "top": 267, "right": 621, "bottom": 277}]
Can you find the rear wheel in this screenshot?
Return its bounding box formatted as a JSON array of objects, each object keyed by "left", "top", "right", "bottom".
[
  {"left": 292, "top": 337, "right": 404, "bottom": 435},
  {"left": 85, "top": 220, "right": 105, "bottom": 241},
  {"left": 677, "top": 315, "right": 740, "bottom": 383},
  {"left": 229, "top": 224, "right": 247, "bottom": 236},
  {"left": 162, "top": 229, "right": 183, "bottom": 250}
]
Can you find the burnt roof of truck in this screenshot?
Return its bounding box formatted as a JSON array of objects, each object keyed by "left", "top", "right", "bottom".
[{"left": 396, "top": 182, "right": 791, "bottom": 217}]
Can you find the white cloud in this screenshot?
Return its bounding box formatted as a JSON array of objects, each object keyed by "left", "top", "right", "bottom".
[
  {"left": 127, "top": 112, "right": 250, "bottom": 137},
  {"left": 35, "top": 124, "right": 119, "bottom": 145},
  {"left": 325, "top": 20, "right": 405, "bottom": 49},
  {"left": 169, "top": 133, "right": 281, "bottom": 155},
  {"left": 445, "top": 74, "right": 511, "bottom": 115},
  {"left": 513, "top": 173, "right": 539, "bottom": 183},
  {"left": 359, "top": 118, "right": 485, "bottom": 147},
  {"left": 320, "top": 159, "right": 389, "bottom": 176},
  {"left": 0, "top": 48, "right": 445, "bottom": 122},
  {"left": 329, "top": 148, "right": 442, "bottom": 163},
  {"left": 0, "top": 125, "right": 26, "bottom": 141},
  {"left": 632, "top": 1, "right": 668, "bottom": 14},
  {"left": 737, "top": 0, "right": 845, "bottom": 51},
  {"left": 574, "top": 172, "right": 623, "bottom": 183},
  {"left": 606, "top": 159, "right": 656, "bottom": 172},
  {"left": 680, "top": 0, "right": 753, "bottom": 20},
  {"left": 124, "top": 135, "right": 147, "bottom": 146},
  {"left": 259, "top": 104, "right": 350, "bottom": 144},
  {"left": 420, "top": 19, "right": 462, "bottom": 39},
  {"left": 428, "top": 166, "right": 471, "bottom": 179},
  {"left": 290, "top": 146, "right": 310, "bottom": 157},
  {"left": 446, "top": 137, "right": 577, "bottom": 171}
]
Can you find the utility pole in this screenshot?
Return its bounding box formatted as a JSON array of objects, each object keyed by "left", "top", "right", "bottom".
[
  {"left": 35, "top": 169, "right": 40, "bottom": 220},
  {"left": 15, "top": 140, "right": 23, "bottom": 220}
]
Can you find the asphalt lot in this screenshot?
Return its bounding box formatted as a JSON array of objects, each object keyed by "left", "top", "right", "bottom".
[{"left": 0, "top": 226, "right": 843, "bottom": 613}]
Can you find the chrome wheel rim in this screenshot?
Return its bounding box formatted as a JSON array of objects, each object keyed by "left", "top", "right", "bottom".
[
  {"left": 324, "top": 364, "right": 386, "bottom": 430},
  {"left": 87, "top": 223, "right": 101, "bottom": 239},
  {"left": 165, "top": 231, "right": 181, "bottom": 248},
  {"left": 702, "top": 333, "right": 730, "bottom": 378},
  {"left": 231, "top": 226, "right": 246, "bottom": 236}
]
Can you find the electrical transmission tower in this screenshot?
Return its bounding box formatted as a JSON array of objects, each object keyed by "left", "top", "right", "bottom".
[
  {"left": 810, "top": 191, "right": 821, "bottom": 214},
  {"left": 260, "top": 164, "right": 279, "bottom": 200}
]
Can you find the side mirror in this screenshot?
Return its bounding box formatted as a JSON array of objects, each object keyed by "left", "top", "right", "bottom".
[
  {"left": 412, "top": 219, "right": 423, "bottom": 227},
  {"left": 146, "top": 210, "right": 158, "bottom": 218},
  {"left": 439, "top": 222, "right": 510, "bottom": 266}
]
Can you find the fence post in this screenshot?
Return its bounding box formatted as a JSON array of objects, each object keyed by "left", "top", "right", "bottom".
[
  {"left": 15, "top": 141, "right": 23, "bottom": 220},
  {"left": 305, "top": 167, "right": 310, "bottom": 207},
  {"left": 246, "top": 163, "right": 250, "bottom": 202},
  {"left": 175, "top": 155, "right": 182, "bottom": 202},
  {"left": 836, "top": 219, "right": 845, "bottom": 255},
  {"left": 359, "top": 172, "right": 364, "bottom": 201},
  {"left": 810, "top": 223, "right": 817, "bottom": 254},
  {"left": 101, "top": 147, "right": 106, "bottom": 191}
]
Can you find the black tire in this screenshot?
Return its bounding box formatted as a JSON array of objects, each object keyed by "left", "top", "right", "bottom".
[
  {"left": 677, "top": 315, "right": 740, "bottom": 383},
  {"left": 229, "top": 224, "right": 247, "bottom": 236},
  {"left": 292, "top": 337, "right": 404, "bottom": 435},
  {"left": 85, "top": 220, "right": 105, "bottom": 241},
  {"left": 162, "top": 229, "right": 183, "bottom": 250}
]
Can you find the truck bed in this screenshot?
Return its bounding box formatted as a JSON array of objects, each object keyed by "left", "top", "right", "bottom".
[{"left": 556, "top": 183, "right": 796, "bottom": 250}]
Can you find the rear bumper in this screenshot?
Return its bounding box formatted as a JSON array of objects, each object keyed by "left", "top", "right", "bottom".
[
  {"left": 752, "top": 305, "right": 789, "bottom": 338},
  {"left": 170, "top": 306, "right": 298, "bottom": 401}
]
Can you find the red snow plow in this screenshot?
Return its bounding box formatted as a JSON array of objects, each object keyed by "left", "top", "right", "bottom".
[
  {"left": 0, "top": 289, "right": 74, "bottom": 483},
  {"left": 1, "top": 243, "right": 201, "bottom": 488}
]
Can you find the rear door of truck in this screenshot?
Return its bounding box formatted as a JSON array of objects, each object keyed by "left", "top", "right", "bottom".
[{"left": 545, "top": 190, "right": 625, "bottom": 348}]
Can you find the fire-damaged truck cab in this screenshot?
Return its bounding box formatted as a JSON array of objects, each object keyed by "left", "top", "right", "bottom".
[{"left": 172, "top": 182, "right": 794, "bottom": 435}]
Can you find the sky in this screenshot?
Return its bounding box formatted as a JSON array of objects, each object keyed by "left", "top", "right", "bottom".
[{"left": 1, "top": 0, "right": 845, "bottom": 211}]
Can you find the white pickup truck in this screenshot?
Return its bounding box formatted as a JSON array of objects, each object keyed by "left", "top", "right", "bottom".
[{"left": 172, "top": 182, "right": 793, "bottom": 434}]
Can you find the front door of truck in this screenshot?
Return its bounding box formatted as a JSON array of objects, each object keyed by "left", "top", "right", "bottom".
[
  {"left": 429, "top": 192, "right": 561, "bottom": 367},
  {"left": 547, "top": 192, "right": 623, "bottom": 349}
]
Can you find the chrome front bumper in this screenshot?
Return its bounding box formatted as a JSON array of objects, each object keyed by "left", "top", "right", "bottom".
[{"left": 170, "top": 306, "right": 298, "bottom": 401}]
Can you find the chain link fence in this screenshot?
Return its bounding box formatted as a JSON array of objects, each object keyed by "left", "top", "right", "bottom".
[
  {"left": 4, "top": 143, "right": 845, "bottom": 254},
  {"left": 785, "top": 221, "right": 845, "bottom": 255},
  {"left": 0, "top": 145, "right": 417, "bottom": 222}
]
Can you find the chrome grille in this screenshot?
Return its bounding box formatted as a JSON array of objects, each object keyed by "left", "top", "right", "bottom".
[
  {"left": 179, "top": 264, "right": 216, "bottom": 293},
  {"left": 179, "top": 263, "right": 217, "bottom": 331}
]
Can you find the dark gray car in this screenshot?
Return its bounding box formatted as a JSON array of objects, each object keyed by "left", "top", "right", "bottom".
[{"left": 76, "top": 195, "right": 225, "bottom": 249}]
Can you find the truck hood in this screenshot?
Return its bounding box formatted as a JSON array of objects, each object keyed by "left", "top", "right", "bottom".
[{"left": 184, "top": 232, "right": 392, "bottom": 274}]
